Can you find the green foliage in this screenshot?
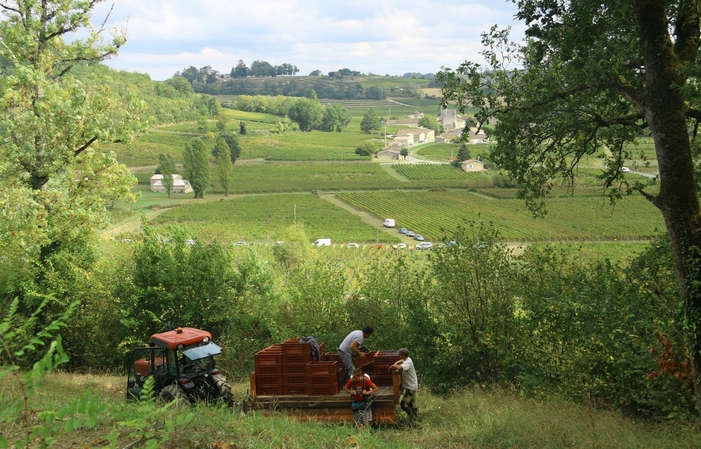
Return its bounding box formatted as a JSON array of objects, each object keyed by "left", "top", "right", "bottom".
[
  {"left": 182, "top": 137, "right": 211, "bottom": 198},
  {"left": 457, "top": 142, "right": 471, "bottom": 162},
  {"left": 113, "top": 376, "right": 194, "bottom": 449},
  {"left": 513, "top": 238, "right": 695, "bottom": 416},
  {"left": 288, "top": 98, "right": 324, "bottom": 131},
  {"left": 354, "top": 141, "right": 377, "bottom": 156},
  {"left": 0, "top": 298, "right": 107, "bottom": 448},
  {"left": 157, "top": 153, "right": 175, "bottom": 197},
  {"left": 417, "top": 115, "right": 442, "bottom": 135},
  {"left": 117, "top": 223, "right": 236, "bottom": 341},
  {"left": 0, "top": 0, "right": 141, "bottom": 345},
  {"left": 320, "top": 103, "right": 352, "bottom": 132},
  {"left": 215, "top": 138, "right": 234, "bottom": 196},
  {"left": 429, "top": 222, "right": 519, "bottom": 387},
  {"left": 360, "top": 108, "right": 381, "bottom": 134},
  {"left": 239, "top": 120, "right": 248, "bottom": 135}
]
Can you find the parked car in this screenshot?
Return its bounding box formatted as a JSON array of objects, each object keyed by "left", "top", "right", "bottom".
[
  {"left": 234, "top": 241, "right": 247, "bottom": 246},
  {"left": 414, "top": 234, "right": 425, "bottom": 241},
  {"left": 383, "top": 218, "right": 396, "bottom": 228},
  {"left": 620, "top": 166, "right": 631, "bottom": 172},
  {"left": 313, "top": 238, "right": 332, "bottom": 247},
  {"left": 393, "top": 243, "right": 407, "bottom": 249},
  {"left": 406, "top": 230, "right": 415, "bottom": 237},
  {"left": 416, "top": 242, "right": 433, "bottom": 250},
  {"left": 347, "top": 242, "right": 360, "bottom": 248},
  {"left": 185, "top": 239, "right": 196, "bottom": 246},
  {"left": 398, "top": 227, "right": 408, "bottom": 234}
]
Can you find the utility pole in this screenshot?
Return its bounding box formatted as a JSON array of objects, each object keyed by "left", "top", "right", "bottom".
[{"left": 382, "top": 120, "right": 387, "bottom": 148}]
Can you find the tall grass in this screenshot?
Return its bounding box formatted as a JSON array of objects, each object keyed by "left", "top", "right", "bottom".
[{"left": 6, "top": 372, "right": 699, "bottom": 449}]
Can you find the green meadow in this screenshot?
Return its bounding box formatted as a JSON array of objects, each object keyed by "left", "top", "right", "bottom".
[
  {"left": 149, "top": 193, "right": 401, "bottom": 244},
  {"left": 336, "top": 190, "right": 665, "bottom": 242}
]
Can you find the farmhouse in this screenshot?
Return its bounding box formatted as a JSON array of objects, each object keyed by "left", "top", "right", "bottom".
[
  {"left": 150, "top": 174, "right": 193, "bottom": 194},
  {"left": 377, "top": 148, "right": 401, "bottom": 160},
  {"left": 396, "top": 127, "right": 435, "bottom": 144},
  {"left": 461, "top": 159, "right": 486, "bottom": 172}
]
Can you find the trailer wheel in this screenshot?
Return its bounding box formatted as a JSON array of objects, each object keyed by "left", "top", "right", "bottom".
[{"left": 159, "top": 383, "right": 188, "bottom": 405}]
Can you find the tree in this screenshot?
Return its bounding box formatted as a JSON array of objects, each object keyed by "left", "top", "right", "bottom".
[
  {"left": 0, "top": 0, "right": 141, "bottom": 311},
  {"left": 418, "top": 115, "right": 443, "bottom": 135},
  {"left": 183, "top": 137, "right": 210, "bottom": 198},
  {"left": 232, "top": 59, "right": 249, "bottom": 78},
  {"left": 320, "top": 103, "right": 352, "bottom": 132},
  {"left": 355, "top": 141, "right": 376, "bottom": 156},
  {"left": 239, "top": 120, "right": 248, "bottom": 135},
  {"left": 400, "top": 147, "right": 409, "bottom": 159},
  {"left": 181, "top": 66, "right": 199, "bottom": 83},
  {"left": 158, "top": 153, "right": 176, "bottom": 198},
  {"left": 437, "top": 0, "right": 701, "bottom": 410},
  {"left": 216, "top": 112, "right": 228, "bottom": 133},
  {"left": 360, "top": 108, "right": 381, "bottom": 134},
  {"left": 164, "top": 76, "right": 194, "bottom": 96},
  {"left": 215, "top": 138, "right": 233, "bottom": 196},
  {"left": 457, "top": 143, "right": 471, "bottom": 162},
  {"left": 219, "top": 132, "right": 242, "bottom": 163},
  {"left": 250, "top": 60, "right": 275, "bottom": 77},
  {"left": 288, "top": 98, "right": 323, "bottom": 131}
]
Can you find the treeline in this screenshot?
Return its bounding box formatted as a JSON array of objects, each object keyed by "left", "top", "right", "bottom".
[
  {"left": 72, "top": 64, "right": 222, "bottom": 125},
  {"left": 194, "top": 76, "right": 389, "bottom": 99},
  {"left": 3, "top": 220, "right": 694, "bottom": 420}
]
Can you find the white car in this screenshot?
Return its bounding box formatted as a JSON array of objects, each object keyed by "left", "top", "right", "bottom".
[
  {"left": 392, "top": 243, "right": 407, "bottom": 249},
  {"left": 347, "top": 242, "right": 360, "bottom": 248},
  {"left": 416, "top": 242, "right": 433, "bottom": 250},
  {"left": 185, "top": 239, "right": 196, "bottom": 246},
  {"left": 620, "top": 166, "right": 631, "bottom": 172}
]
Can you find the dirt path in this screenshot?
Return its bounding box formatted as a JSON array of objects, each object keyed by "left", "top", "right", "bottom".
[
  {"left": 319, "top": 194, "right": 426, "bottom": 246},
  {"left": 102, "top": 208, "right": 171, "bottom": 238}
]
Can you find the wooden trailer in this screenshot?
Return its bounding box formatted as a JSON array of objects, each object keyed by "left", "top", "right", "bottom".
[{"left": 248, "top": 339, "right": 403, "bottom": 424}]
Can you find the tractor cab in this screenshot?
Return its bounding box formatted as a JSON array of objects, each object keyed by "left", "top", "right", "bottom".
[{"left": 126, "top": 327, "right": 231, "bottom": 405}]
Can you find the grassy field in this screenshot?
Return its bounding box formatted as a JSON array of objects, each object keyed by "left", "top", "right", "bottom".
[
  {"left": 148, "top": 193, "right": 401, "bottom": 244},
  {"left": 336, "top": 190, "right": 665, "bottom": 242},
  {"left": 4, "top": 372, "right": 699, "bottom": 449},
  {"left": 413, "top": 142, "right": 492, "bottom": 162}
]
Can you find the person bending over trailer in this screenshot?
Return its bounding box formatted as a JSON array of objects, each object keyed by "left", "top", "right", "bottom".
[
  {"left": 389, "top": 347, "right": 419, "bottom": 422},
  {"left": 345, "top": 368, "right": 378, "bottom": 428},
  {"left": 338, "top": 325, "right": 373, "bottom": 380}
]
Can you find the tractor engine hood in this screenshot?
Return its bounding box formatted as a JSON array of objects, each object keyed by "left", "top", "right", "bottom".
[{"left": 182, "top": 342, "right": 222, "bottom": 361}]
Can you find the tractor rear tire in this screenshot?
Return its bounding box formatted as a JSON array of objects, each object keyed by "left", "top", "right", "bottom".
[
  {"left": 216, "top": 377, "right": 233, "bottom": 405},
  {"left": 159, "top": 383, "right": 188, "bottom": 405}
]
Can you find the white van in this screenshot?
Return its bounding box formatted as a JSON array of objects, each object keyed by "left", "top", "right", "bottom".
[
  {"left": 383, "top": 218, "right": 396, "bottom": 228},
  {"left": 313, "top": 238, "right": 331, "bottom": 247}
]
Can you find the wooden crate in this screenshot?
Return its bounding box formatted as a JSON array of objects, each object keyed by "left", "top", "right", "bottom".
[
  {"left": 324, "top": 351, "right": 342, "bottom": 361},
  {"left": 253, "top": 372, "right": 283, "bottom": 396},
  {"left": 306, "top": 361, "right": 338, "bottom": 375},
  {"left": 307, "top": 382, "right": 339, "bottom": 396}
]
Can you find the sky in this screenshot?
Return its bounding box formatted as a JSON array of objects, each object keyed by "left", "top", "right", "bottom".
[{"left": 90, "top": 0, "right": 524, "bottom": 81}]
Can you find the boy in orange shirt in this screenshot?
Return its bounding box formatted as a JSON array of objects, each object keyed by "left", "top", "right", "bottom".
[{"left": 344, "top": 368, "right": 378, "bottom": 428}]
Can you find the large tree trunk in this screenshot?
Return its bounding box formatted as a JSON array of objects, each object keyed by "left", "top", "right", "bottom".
[{"left": 635, "top": 0, "right": 701, "bottom": 411}]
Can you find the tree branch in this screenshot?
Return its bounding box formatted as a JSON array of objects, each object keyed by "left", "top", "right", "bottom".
[{"left": 74, "top": 137, "right": 98, "bottom": 157}]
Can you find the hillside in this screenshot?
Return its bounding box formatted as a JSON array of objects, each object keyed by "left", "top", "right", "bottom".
[{"left": 193, "top": 74, "right": 433, "bottom": 99}]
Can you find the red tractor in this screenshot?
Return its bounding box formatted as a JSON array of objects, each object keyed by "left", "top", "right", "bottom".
[{"left": 126, "top": 327, "right": 232, "bottom": 405}]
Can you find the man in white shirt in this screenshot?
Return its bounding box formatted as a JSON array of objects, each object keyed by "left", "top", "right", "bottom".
[
  {"left": 339, "top": 326, "right": 374, "bottom": 380},
  {"left": 389, "top": 347, "right": 418, "bottom": 421}
]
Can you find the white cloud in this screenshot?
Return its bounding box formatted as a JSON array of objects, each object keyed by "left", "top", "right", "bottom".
[{"left": 91, "top": 0, "right": 522, "bottom": 80}]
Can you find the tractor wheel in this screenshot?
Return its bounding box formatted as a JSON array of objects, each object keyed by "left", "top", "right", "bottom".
[
  {"left": 215, "top": 377, "right": 233, "bottom": 405},
  {"left": 158, "top": 383, "right": 188, "bottom": 405}
]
